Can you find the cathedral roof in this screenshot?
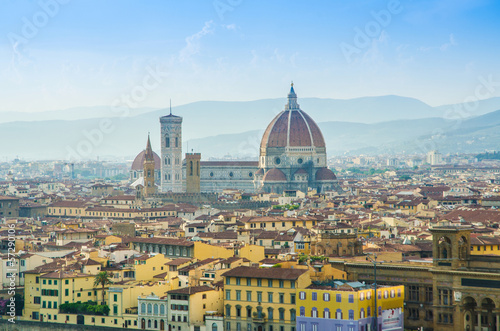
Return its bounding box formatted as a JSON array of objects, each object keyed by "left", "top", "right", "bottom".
[
  {"left": 263, "top": 168, "right": 287, "bottom": 182},
  {"left": 315, "top": 167, "right": 337, "bottom": 181},
  {"left": 260, "top": 84, "right": 325, "bottom": 149},
  {"left": 131, "top": 150, "right": 161, "bottom": 171}
]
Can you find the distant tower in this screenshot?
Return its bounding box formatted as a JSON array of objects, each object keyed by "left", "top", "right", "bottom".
[
  {"left": 143, "top": 134, "right": 157, "bottom": 197},
  {"left": 160, "top": 104, "right": 183, "bottom": 192},
  {"left": 185, "top": 153, "right": 201, "bottom": 193}
]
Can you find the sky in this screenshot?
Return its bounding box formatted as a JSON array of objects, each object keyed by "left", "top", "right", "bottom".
[{"left": 1, "top": 0, "right": 500, "bottom": 113}]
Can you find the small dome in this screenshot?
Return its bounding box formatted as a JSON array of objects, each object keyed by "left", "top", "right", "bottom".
[
  {"left": 315, "top": 167, "right": 336, "bottom": 181},
  {"left": 131, "top": 150, "right": 161, "bottom": 171},
  {"left": 263, "top": 168, "right": 287, "bottom": 182}
]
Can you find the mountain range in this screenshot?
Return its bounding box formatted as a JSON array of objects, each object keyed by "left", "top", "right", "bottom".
[{"left": 1, "top": 95, "right": 500, "bottom": 161}]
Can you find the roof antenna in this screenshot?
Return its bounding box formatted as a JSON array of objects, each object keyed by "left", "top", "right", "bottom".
[{"left": 170, "top": 99, "right": 172, "bottom": 115}]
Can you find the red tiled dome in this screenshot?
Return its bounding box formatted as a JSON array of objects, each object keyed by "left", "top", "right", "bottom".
[
  {"left": 315, "top": 167, "right": 336, "bottom": 181},
  {"left": 260, "top": 85, "right": 325, "bottom": 149},
  {"left": 131, "top": 150, "right": 161, "bottom": 171},
  {"left": 263, "top": 168, "right": 287, "bottom": 182}
]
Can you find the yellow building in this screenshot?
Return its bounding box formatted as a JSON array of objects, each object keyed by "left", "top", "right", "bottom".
[
  {"left": 165, "top": 285, "right": 224, "bottom": 331},
  {"left": 222, "top": 266, "right": 311, "bottom": 331},
  {"left": 470, "top": 236, "right": 500, "bottom": 255},
  {"left": 242, "top": 216, "right": 322, "bottom": 231},
  {"left": 296, "top": 282, "right": 404, "bottom": 331}
]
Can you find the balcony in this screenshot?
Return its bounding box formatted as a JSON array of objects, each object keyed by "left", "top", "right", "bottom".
[{"left": 252, "top": 312, "right": 266, "bottom": 323}]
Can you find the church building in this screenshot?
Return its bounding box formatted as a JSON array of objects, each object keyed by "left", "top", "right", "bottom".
[{"left": 132, "top": 84, "right": 339, "bottom": 194}]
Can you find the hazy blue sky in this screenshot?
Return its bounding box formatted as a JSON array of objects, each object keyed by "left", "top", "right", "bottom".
[{"left": 1, "top": 0, "right": 499, "bottom": 112}]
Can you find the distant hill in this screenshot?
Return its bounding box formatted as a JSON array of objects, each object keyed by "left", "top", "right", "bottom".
[{"left": 1, "top": 96, "right": 500, "bottom": 160}]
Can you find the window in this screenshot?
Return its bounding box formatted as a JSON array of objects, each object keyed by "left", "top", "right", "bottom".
[
  {"left": 226, "top": 290, "right": 231, "bottom": 300},
  {"left": 236, "top": 277, "right": 241, "bottom": 285},
  {"left": 312, "top": 308, "right": 318, "bottom": 318},
  {"left": 438, "top": 289, "right": 452, "bottom": 306},
  {"left": 226, "top": 306, "right": 231, "bottom": 317},
  {"left": 299, "top": 291, "right": 306, "bottom": 300},
  {"left": 279, "top": 309, "right": 285, "bottom": 320},
  {"left": 384, "top": 291, "right": 388, "bottom": 299},
  {"left": 290, "top": 309, "right": 296, "bottom": 321},
  {"left": 348, "top": 294, "right": 354, "bottom": 303},
  {"left": 279, "top": 293, "right": 284, "bottom": 304},
  {"left": 408, "top": 285, "right": 420, "bottom": 301},
  {"left": 268, "top": 308, "right": 273, "bottom": 320},
  {"left": 279, "top": 280, "right": 284, "bottom": 288},
  {"left": 312, "top": 292, "right": 317, "bottom": 301},
  {"left": 324, "top": 293, "right": 330, "bottom": 302},
  {"left": 236, "top": 291, "right": 241, "bottom": 301},
  {"left": 257, "top": 292, "right": 262, "bottom": 303},
  {"left": 247, "top": 278, "right": 251, "bottom": 286},
  {"left": 246, "top": 291, "right": 252, "bottom": 301},
  {"left": 300, "top": 307, "right": 305, "bottom": 316},
  {"left": 268, "top": 293, "right": 273, "bottom": 303},
  {"left": 247, "top": 323, "right": 252, "bottom": 331},
  {"left": 336, "top": 294, "right": 341, "bottom": 302},
  {"left": 290, "top": 294, "right": 296, "bottom": 304},
  {"left": 226, "top": 277, "right": 231, "bottom": 285},
  {"left": 336, "top": 309, "right": 342, "bottom": 319},
  {"left": 268, "top": 280, "right": 273, "bottom": 287},
  {"left": 236, "top": 307, "right": 241, "bottom": 317},
  {"left": 247, "top": 307, "right": 252, "bottom": 318},
  {"left": 425, "top": 287, "right": 433, "bottom": 302},
  {"left": 226, "top": 322, "right": 231, "bottom": 331},
  {"left": 65, "top": 289, "right": 69, "bottom": 296},
  {"left": 114, "top": 294, "right": 117, "bottom": 302},
  {"left": 236, "top": 323, "right": 241, "bottom": 331},
  {"left": 257, "top": 279, "right": 262, "bottom": 287},
  {"left": 290, "top": 281, "right": 295, "bottom": 288},
  {"left": 324, "top": 308, "right": 330, "bottom": 319}
]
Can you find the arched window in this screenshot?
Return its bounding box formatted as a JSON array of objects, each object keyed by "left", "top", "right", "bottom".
[
  {"left": 311, "top": 308, "right": 318, "bottom": 318},
  {"left": 147, "top": 303, "right": 152, "bottom": 314},
  {"left": 154, "top": 320, "right": 158, "bottom": 328},
  {"left": 160, "top": 304, "right": 165, "bottom": 315},
  {"left": 165, "top": 136, "right": 170, "bottom": 148},
  {"left": 141, "top": 303, "right": 146, "bottom": 314},
  {"left": 324, "top": 308, "right": 330, "bottom": 319},
  {"left": 212, "top": 323, "right": 218, "bottom": 331},
  {"left": 148, "top": 320, "right": 151, "bottom": 328},
  {"left": 154, "top": 304, "right": 158, "bottom": 315},
  {"left": 190, "top": 161, "right": 193, "bottom": 176},
  {"left": 336, "top": 309, "right": 342, "bottom": 319},
  {"left": 360, "top": 308, "right": 365, "bottom": 319},
  {"left": 300, "top": 307, "right": 305, "bottom": 316}
]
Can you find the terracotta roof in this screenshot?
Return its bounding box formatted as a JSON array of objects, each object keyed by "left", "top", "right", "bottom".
[
  {"left": 128, "top": 237, "right": 194, "bottom": 247},
  {"left": 221, "top": 266, "right": 307, "bottom": 280},
  {"left": 315, "top": 167, "right": 336, "bottom": 181},
  {"left": 263, "top": 168, "right": 287, "bottom": 182},
  {"left": 260, "top": 86, "right": 325, "bottom": 149},
  {"left": 167, "top": 285, "right": 215, "bottom": 295},
  {"left": 131, "top": 150, "right": 161, "bottom": 171}
]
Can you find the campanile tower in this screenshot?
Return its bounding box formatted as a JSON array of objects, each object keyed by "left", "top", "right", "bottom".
[{"left": 160, "top": 106, "right": 183, "bottom": 192}]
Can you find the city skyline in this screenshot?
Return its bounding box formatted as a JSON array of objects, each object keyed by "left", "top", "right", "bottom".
[{"left": 2, "top": 0, "right": 500, "bottom": 113}]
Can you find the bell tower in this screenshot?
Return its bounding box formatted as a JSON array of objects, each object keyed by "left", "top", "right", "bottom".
[
  {"left": 430, "top": 226, "right": 471, "bottom": 269},
  {"left": 160, "top": 102, "right": 183, "bottom": 192},
  {"left": 185, "top": 153, "right": 201, "bottom": 193},
  {"left": 143, "top": 134, "right": 156, "bottom": 198}
]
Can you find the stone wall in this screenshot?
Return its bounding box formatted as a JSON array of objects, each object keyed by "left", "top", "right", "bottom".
[{"left": 0, "top": 320, "right": 120, "bottom": 331}]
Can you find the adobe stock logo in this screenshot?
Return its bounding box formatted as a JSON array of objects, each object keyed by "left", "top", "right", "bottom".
[{"left": 340, "top": 0, "right": 403, "bottom": 64}]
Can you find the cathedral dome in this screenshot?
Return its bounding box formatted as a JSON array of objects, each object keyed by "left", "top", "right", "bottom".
[
  {"left": 263, "top": 168, "right": 287, "bottom": 182},
  {"left": 131, "top": 150, "right": 161, "bottom": 171},
  {"left": 315, "top": 167, "right": 336, "bottom": 181},
  {"left": 260, "top": 84, "right": 325, "bottom": 149}
]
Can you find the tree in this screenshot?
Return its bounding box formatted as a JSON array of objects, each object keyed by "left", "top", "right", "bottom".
[{"left": 94, "top": 271, "right": 113, "bottom": 305}]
